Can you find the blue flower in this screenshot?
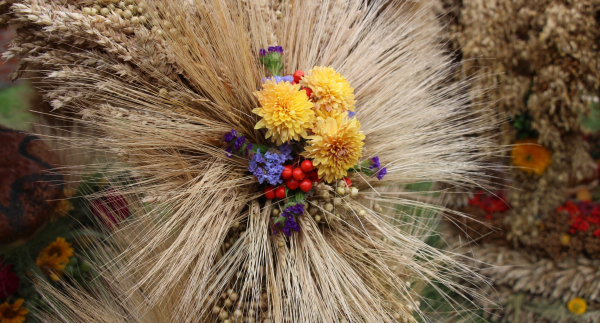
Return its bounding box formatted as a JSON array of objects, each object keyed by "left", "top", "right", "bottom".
[
  {"left": 279, "top": 143, "right": 294, "bottom": 161},
  {"left": 253, "top": 149, "right": 264, "bottom": 163},
  {"left": 281, "top": 75, "right": 294, "bottom": 83},
  {"left": 369, "top": 156, "right": 381, "bottom": 170},
  {"left": 347, "top": 111, "right": 356, "bottom": 118},
  {"left": 234, "top": 135, "right": 246, "bottom": 150},
  {"left": 249, "top": 149, "right": 284, "bottom": 185},
  {"left": 225, "top": 147, "right": 233, "bottom": 158},
  {"left": 376, "top": 167, "right": 387, "bottom": 180},
  {"left": 259, "top": 48, "right": 267, "bottom": 56}
]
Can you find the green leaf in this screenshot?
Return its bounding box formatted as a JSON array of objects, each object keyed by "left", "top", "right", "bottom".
[{"left": 272, "top": 216, "right": 287, "bottom": 225}]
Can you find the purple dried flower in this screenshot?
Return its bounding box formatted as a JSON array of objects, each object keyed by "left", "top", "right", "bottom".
[
  {"left": 369, "top": 156, "right": 380, "bottom": 170},
  {"left": 224, "top": 129, "right": 237, "bottom": 143},
  {"left": 268, "top": 46, "right": 283, "bottom": 54},
  {"left": 282, "top": 217, "right": 300, "bottom": 236},
  {"left": 347, "top": 111, "right": 356, "bottom": 118},
  {"left": 259, "top": 48, "right": 267, "bottom": 56},
  {"left": 376, "top": 167, "right": 387, "bottom": 180},
  {"left": 225, "top": 147, "right": 233, "bottom": 158},
  {"left": 234, "top": 135, "right": 246, "bottom": 150}
]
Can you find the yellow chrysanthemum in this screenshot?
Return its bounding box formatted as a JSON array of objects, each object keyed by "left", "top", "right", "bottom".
[
  {"left": 0, "top": 299, "right": 28, "bottom": 323},
  {"left": 568, "top": 297, "right": 587, "bottom": 315},
  {"left": 303, "top": 114, "right": 365, "bottom": 183},
  {"left": 253, "top": 80, "right": 315, "bottom": 145},
  {"left": 300, "top": 66, "right": 356, "bottom": 114},
  {"left": 511, "top": 139, "right": 551, "bottom": 175},
  {"left": 37, "top": 237, "right": 74, "bottom": 265}
]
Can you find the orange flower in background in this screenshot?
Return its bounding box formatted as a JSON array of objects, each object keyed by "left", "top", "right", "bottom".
[
  {"left": 0, "top": 299, "right": 28, "bottom": 323},
  {"left": 511, "top": 139, "right": 551, "bottom": 175},
  {"left": 36, "top": 237, "right": 74, "bottom": 281},
  {"left": 567, "top": 297, "right": 587, "bottom": 315},
  {"left": 37, "top": 237, "right": 73, "bottom": 264}
]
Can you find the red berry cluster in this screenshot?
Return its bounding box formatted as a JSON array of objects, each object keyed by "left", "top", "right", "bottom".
[
  {"left": 289, "top": 70, "right": 312, "bottom": 99},
  {"left": 264, "top": 160, "right": 319, "bottom": 200},
  {"left": 558, "top": 201, "right": 600, "bottom": 237},
  {"left": 468, "top": 191, "right": 509, "bottom": 220}
]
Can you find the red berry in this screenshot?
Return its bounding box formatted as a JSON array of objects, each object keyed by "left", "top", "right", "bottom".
[
  {"left": 307, "top": 170, "right": 320, "bottom": 182},
  {"left": 275, "top": 186, "right": 286, "bottom": 199},
  {"left": 299, "top": 179, "right": 313, "bottom": 192},
  {"left": 304, "top": 87, "right": 313, "bottom": 98},
  {"left": 292, "top": 167, "right": 306, "bottom": 181},
  {"left": 286, "top": 178, "right": 299, "bottom": 190},
  {"left": 301, "top": 160, "right": 313, "bottom": 173},
  {"left": 281, "top": 165, "right": 293, "bottom": 179},
  {"left": 293, "top": 70, "right": 305, "bottom": 83},
  {"left": 344, "top": 177, "right": 352, "bottom": 187},
  {"left": 264, "top": 186, "right": 276, "bottom": 200}
]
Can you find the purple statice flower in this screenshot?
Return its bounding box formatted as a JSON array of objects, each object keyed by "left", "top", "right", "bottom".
[
  {"left": 282, "top": 217, "right": 300, "bottom": 236},
  {"left": 249, "top": 149, "right": 285, "bottom": 186},
  {"left": 282, "top": 203, "right": 305, "bottom": 217},
  {"left": 262, "top": 76, "right": 284, "bottom": 84},
  {"left": 369, "top": 156, "right": 381, "bottom": 170},
  {"left": 376, "top": 167, "right": 387, "bottom": 180},
  {"left": 259, "top": 48, "right": 267, "bottom": 56},
  {"left": 281, "top": 75, "right": 294, "bottom": 83},
  {"left": 225, "top": 147, "right": 233, "bottom": 158},
  {"left": 224, "top": 129, "right": 237, "bottom": 143},
  {"left": 234, "top": 135, "right": 246, "bottom": 150},
  {"left": 279, "top": 143, "right": 294, "bottom": 161},
  {"left": 347, "top": 111, "right": 356, "bottom": 118},
  {"left": 268, "top": 46, "right": 284, "bottom": 54}
]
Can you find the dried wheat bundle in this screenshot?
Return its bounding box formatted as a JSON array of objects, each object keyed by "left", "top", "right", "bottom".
[{"left": 2, "top": 0, "right": 499, "bottom": 322}]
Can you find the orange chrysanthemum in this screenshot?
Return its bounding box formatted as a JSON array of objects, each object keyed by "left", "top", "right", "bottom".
[
  {"left": 511, "top": 139, "right": 551, "bottom": 175},
  {"left": 253, "top": 80, "right": 315, "bottom": 145},
  {"left": 35, "top": 257, "right": 65, "bottom": 282},
  {"left": 37, "top": 237, "right": 74, "bottom": 264},
  {"left": 36, "top": 237, "right": 74, "bottom": 281},
  {"left": 0, "top": 299, "right": 28, "bottom": 323},
  {"left": 567, "top": 297, "right": 587, "bottom": 315},
  {"left": 300, "top": 66, "right": 356, "bottom": 114},
  {"left": 303, "top": 114, "right": 365, "bottom": 183}
]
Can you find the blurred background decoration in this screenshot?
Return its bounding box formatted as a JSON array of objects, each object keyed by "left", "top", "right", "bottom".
[{"left": 426, "top": 0, "right": 600, "bottom": 322}]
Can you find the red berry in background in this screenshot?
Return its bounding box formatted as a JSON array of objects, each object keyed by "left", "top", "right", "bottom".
[
  {"left": 286, "top": 178, "right": 299, "bottom": 190},
  {"left": 301, "top": 160, "right": 313, "bottom": 173},
  {"left": 292, "top": 167, "right": 306, "bottom": 181},
  {"left": 275, "top": 186, "right": 286, "bottom": 199},
  {"left": 299, "top": 179, "right": 313, "bottom": 192},
  {"left": 293, "top": 70, "right": 305, "bottom": 83},
  {"left": 281, "top": 165, "right": 293, "bottom": 179},
  {"left": 307, "top": 170, "right": 320, "bottom": 182},
  {"left": 304, "top": 87, "right": 313, "bottom": 98},
  {"left": 344, "top": 177, "right": 352, "bottom": 187},
  {"left": 264, "top": 186, "right": 276, "bottom": 200}
]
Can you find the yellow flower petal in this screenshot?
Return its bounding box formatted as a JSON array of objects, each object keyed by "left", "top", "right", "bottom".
[
  {"left": 300, "top": 66, "right": 356, "bottom": 114},
  {"left": 302, "top": 114, "right": 365, "bottom": 183},
  {"left": 253, "top": 80, "right": 315, "bottom": 145}
]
